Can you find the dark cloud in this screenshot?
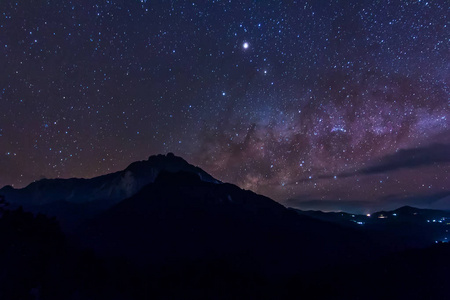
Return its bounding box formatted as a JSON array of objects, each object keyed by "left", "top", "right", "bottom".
[
  {"left": 308, "top": 143, "right": 450, "bottom": 182},
  {"left": 382, "top": 190, "right": 450, "bottom": 203},
  {"left": 359, "top": 143, "right": 450, "bottom": 175},
  {"left": 378, "top": 191, "right": 450, "bottom": 211}
]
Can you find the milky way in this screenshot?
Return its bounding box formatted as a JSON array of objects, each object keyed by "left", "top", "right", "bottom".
[{"left": 0, "top": 0, "right": 448, "bottom": 212}]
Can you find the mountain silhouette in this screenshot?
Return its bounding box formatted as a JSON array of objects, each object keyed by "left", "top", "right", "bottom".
[
  {"left": 75, "top": 169, "right": 375, "bottom": 276},
  {"left": 0, "top": 153, "right": 219, "bottom": 229}
]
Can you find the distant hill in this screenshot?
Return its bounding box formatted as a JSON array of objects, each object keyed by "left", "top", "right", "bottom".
[
  {"left": 293, "top": 206, "right": 450, "bottom": 250},
  {"left": 294, "top": 205, "right": 450, "bottom": 225}
]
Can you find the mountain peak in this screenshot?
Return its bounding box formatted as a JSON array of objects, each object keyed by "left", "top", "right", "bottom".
[
  {"left": 0, "top": 154, "right": 219, "bottom": 209},
  {"left": 124, "top": 153, "right": 219, "bottom": 183},
  {"left": 148, "top": 152, "right": 184, "bottom": 163}
]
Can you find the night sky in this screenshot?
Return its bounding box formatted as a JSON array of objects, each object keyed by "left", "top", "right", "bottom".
[{"left": 1, "top": 0, "right": 449, "bottom": 212}]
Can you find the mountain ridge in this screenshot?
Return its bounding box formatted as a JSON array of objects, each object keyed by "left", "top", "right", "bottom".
[
  {"left": 0, "top": 153, "right": 221, "bottom": 230},
  {"left": 0, "top": 153, "right": 219, "bottom": 207}
]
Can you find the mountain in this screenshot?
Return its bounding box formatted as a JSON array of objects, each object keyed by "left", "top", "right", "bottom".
[
  {"left": 0, "top": 153, "right": 219, "bottom": 229},
  {"left": 1, "top": 154, "right": 445, "bottom": 298},
  {"left": 75, "top": 170, "right": 375, "bottom": 277},
  {"left": 0, "top": 153, "right": 219, "bottom": 207}
]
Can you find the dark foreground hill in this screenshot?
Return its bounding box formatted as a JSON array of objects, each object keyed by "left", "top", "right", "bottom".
[{"left": 1, "top": 192, "right": 449, "bottom": 299}]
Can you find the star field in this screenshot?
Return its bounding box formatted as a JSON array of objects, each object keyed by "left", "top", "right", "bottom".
[{"left": 0, "top": 0, "right": 448, "bottom": 212}]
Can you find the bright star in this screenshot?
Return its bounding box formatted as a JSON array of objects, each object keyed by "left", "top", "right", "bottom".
[{"left": 243, "top": 42, "right": 249, "bottom": 49}]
